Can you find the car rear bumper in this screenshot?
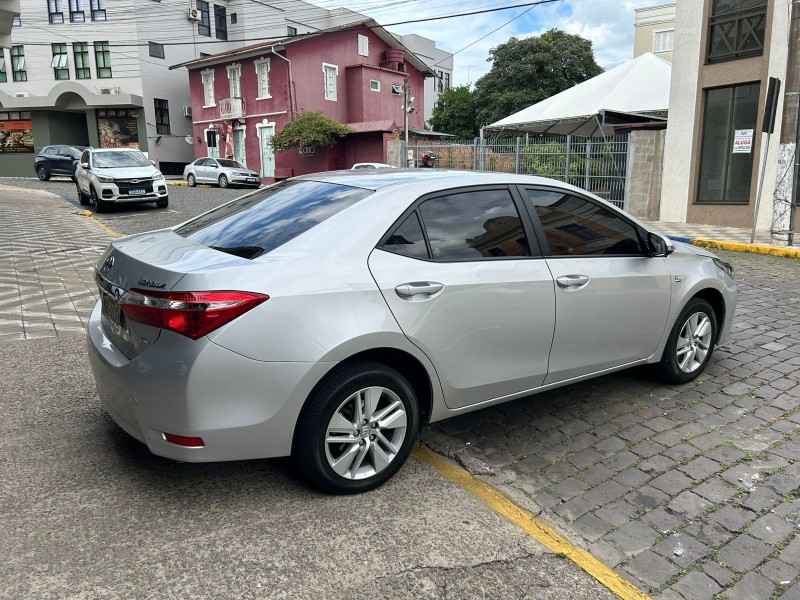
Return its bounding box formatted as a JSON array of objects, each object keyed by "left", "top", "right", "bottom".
[{"left": 87, "top": 301, "right": 333, "bottom": 462}]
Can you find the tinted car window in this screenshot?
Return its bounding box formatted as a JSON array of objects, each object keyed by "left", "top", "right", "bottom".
[
  {"left": 80, "top": 150, "right": 90, "bottom": 164},
  {"left": 176, "top": 180, "right": 373, "bottom": 259},
  {"left": 526, "top": 190, "right": 643, "bottom": 256},
  {"left": 418, "top": 189, "right": 531, "bottom": 260},
  {"left": 43, "top": 146, "right": 58, "bottom": 155},
  {"left": 382, "top": 212, "right": 429, "bottom": 259}
]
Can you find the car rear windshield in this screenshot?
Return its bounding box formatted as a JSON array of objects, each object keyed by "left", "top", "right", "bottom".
[
  {"left": 175, "top": 180, "right": 373, "bottom": 259},
  {"left": 94, "top": 151, "right": 150, "bottom": 168}
]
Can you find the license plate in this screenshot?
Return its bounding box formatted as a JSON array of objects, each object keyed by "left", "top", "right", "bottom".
[
  {"left": 247, "top": 178, "right": 257, "bottom": 183},
  {"left": 101, "top": 293, "right": 122, "bottom": 328},
  {"left": 129, "top": 188, "right": 145, "bottom": 195}
]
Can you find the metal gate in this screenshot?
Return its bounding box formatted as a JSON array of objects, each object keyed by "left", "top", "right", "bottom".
[{"left": 406, "top": 134, "right": 630, "bottom": 210}]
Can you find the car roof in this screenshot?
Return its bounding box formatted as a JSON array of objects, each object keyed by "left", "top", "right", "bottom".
[
  {"left": 91, "top": 147, "right": 142, "bottom": 153},
  {"left": 296, "top": 169, "right": 573, "bottom": 191}
]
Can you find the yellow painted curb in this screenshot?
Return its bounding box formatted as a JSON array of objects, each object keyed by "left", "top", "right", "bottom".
[
  {"left": 167, "top": 181, "right": 212, "bottom": 188},
  {"left": 76, "top": 211, "right": 124, "bottom": 238},
  {"left": 693, "top": 238, "right": 800, "bottom": 259},
  {"left": 411, "top": 444, "right": 651, "bottom": 600}
]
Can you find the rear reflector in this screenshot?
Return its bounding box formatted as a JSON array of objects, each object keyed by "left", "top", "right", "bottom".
[
  {"left": 119, "top": 289, "right": 269, "bottom": 340},
  {"left": 163, "top": 433, "right": 205, "bottom": 447}
]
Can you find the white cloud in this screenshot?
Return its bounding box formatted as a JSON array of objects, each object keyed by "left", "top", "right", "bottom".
[{"left": 358, "top": 0, "right": 662, "bottom": 87}]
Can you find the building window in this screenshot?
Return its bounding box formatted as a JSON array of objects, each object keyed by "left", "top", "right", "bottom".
[
  {"left": 201, "top": 68, "right": 215, "bottom": 106},
  {"left": 94, "top": 41, "right": 111, "bottom": 78},
  {"left": 11, "top": 46, "right": 26, "bottom": 82},
  {"left": 48, "top": 0, "right": 64, "bottom": 23},
  {"left": 74, "top": 42, "right": 90, "bottom": 79},
  {"left": 148, "top": 42, "right": 164, "bottom": 59},
  {"left": 230, "top": 12, "right": 237, "bottom": 24},
  {"left": 0, "top": 56, "right": 7, "bottom": 83},
  {"left": 444, "top": 72, "right": 450, "bottom": 90},
  {"left": 12, "top": 15, "right": 21, "bottom": 27},
  {"left": 227, "top": 63, "right": 241, "bottom": 98},
  {"left": 90, "top": 0, "right": 106, "bottom": 20},
  {"left": 69, "top": 0, "right": 85, "bottom": 22},
  {"left": 154, "top": 99, "right": 170, "bottom": 135},
  {"left": 323, "top": 63, "right": 338, "bottom": 101},
  {"left": 51, "top": 43, "right": 69, "bottom": 80},
  {"left": 287, "top": 25, "right": 297, "bottom": 37},
  {"left": 697, "top": 82, "right": 760, "bottom": 203},
  {"left": 357, "top": 34, "right": 369, "bottom": 56},
  {"left": 654, "top": 30, "right": 674, "bottom": 53},
  {"left": 707, "top": 0, "right": 767, "bottom": 63},
  {"left": 197, "top": 1, "right": 210, "bottom": 36},
  {"left": 214, "top": 5, "right": 227, "bottom": 40},
  {"left": 255, "top": 58, "right": 270, "bottom": 98},
  {"left": 370, "top": 79, "right": 380, "bottom": 92}
]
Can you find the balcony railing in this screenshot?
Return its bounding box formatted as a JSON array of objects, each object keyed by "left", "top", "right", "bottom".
[
  {"left": 707, "top": 6, "right": 767, "bottom": 63},
  {"left": 219, "top": 96, "right": 246, "bottom": 120}
]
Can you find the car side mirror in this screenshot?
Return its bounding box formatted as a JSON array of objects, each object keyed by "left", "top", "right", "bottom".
[
  {"left": 80, "top": 162, "right": 89, "bottom": 169},
  {"left": 647, "top": 232, "right": 674, "bottom": 257}
]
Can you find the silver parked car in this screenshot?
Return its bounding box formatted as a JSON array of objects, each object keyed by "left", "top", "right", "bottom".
[
  {"left": 183, "top": 157, "right": 261, "bottom": 188},
  {"left": 88, "top": 170, "right": 736, "bottom": 494}
]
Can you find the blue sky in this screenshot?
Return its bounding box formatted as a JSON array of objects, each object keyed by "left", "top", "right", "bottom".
[{"left": 356, "top": 0, "right": 661, "bottom": 86}]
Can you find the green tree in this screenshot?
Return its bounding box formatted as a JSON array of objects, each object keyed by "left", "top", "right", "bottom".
[
  {"left": 429, "top": 85, "right": 479, "bottom": 139},
  {"left": 271, "top": 111, "right": 353, "bottom": 151},
  {"left": 473, "top": 29, "right": 604, "bottom": 127}
]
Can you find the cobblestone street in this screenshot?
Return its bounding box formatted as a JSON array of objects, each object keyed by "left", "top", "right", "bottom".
[{"left": 427, "top": 249, "right": 800, "bottom": 598}]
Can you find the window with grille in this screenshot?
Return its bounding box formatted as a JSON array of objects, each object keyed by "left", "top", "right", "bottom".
[
  {"left": 323, "top": 63, "right": 338, "bottom": 101},
  {"left": 255, "top": 58, "right": 270, "bottom": 98},
  {"left": 74, "top": 42, "right": 90, "bottom": 78},
  {"left": 214, "top": 5, "right": 227, "bottom": 40},
  {"left": 69, "top": 0, "right": 84, "bottom": 22},
  {"left": 287, "top": 25, "right": 297, "bottom": 37},
  {"left": 94, "top": 41, "right": 111, "bottom": 78},
  {"left": 90, "top": 0, "right": 105, "bottom": 20},
  {"left": 197, "top": 1, "right": 210, "bottom": 36},
  {"left": 444, "top": 72, "right": 450, "bottom": 90},
  {"left": 202, "top": 69, "right": 215, "bottom": 106},
  {"left": 437, "top": 70, "right": 443, "bottom": 92},
  {"left": 11, "top": 46, "right": 26, "bottom": 82},
  {"left": 654, "top": 30, "right": 674, "bottom": 53},
  {"left": 51, "top": 43, "right": 70, "bottom": 80},
  {"left": 154, "top": 99, "right": 170, "bottom": 135},
  {"left": 707, "top": 0, "right": 767, "bottom": 62},
  {"left": 48, "top": 0, "right": 64, "bottom": 23},
  {"left": 0, "top": 56, "right": 7, "bottom": 83}
]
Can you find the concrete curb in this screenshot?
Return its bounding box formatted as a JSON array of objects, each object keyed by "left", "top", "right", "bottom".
[
  {"left": 167, "top": 181, "right": 213, "bottom": 188},
  {"left": 664, "top": 234, "right": 800, "bottom": 259}
]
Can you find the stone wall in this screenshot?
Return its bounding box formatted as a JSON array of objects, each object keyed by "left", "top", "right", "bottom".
[{"left": 626, "top": 129, "right": 665, "bottom": 221}]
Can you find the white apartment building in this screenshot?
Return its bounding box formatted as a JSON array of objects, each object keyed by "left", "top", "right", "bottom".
[
  {"left": 395, "top": 33, "right": 453, "bottom": 123},
  {"left": 633, "top": 3, "right": 676, "bottom": 63},
  {"left": 0, "top": 0, "right": 448, "bottom": 176}
]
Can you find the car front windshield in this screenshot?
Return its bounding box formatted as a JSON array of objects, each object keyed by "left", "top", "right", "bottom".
[
  {"left": 217, "top": 159, "right": 244, "bottom": 169},
  {"left": 93, "top": 151, "right": 150, "bottom": 168}
]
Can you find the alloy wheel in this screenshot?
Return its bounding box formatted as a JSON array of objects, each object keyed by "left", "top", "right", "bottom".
[
  {"left": 324, "top": 386, "right": 408, "bottom": 480},
  {"left": 676, "top": 312, "right": 712, "bottom": 373}
]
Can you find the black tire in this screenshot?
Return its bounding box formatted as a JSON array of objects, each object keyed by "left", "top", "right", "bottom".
[
  {"left": 218, "top": 174, "right": 229, "bottom": 188},
  {"left": 156, "top": 197, "right": 169, "bottom": 209},
  {"left": 36, "top": 166, "right": 50, "bottom": 181},
  {"left": 187, "top": 174, "right": 196, "bottom": 187},
  {"left": 658, "top": 298, "right": 718, "bottom": 384},
  {"left": 293, "top": 361, "right": 420, "bottom": 494},
  {"left": 76, "top": 183, "right": 91, "bottom": 206},
  {"left": 91, "top": 187, "right": 109, "bottom": 213}
]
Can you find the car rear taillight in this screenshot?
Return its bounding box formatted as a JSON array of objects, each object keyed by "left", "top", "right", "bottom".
[
  {"left": 119, "top": 289, "right": 269, "bottom": 340},
  {"left": 163, "top": 433, "right": 205, "bottom": 447}
]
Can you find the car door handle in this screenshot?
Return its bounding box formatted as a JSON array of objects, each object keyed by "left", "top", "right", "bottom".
[
  {"left": 395, "top": 281, "right": 444, "bottom": 299},
  {"left": 556, "top": 275, "right": 590, "bottom": 289}
]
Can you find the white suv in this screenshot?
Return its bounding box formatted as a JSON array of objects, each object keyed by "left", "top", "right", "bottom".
[{"left": 75, "top": 148, "right": 169, "bottom": 212}]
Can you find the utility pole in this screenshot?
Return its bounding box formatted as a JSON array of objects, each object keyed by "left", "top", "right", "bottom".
[
  {"left": 781, "top": 0, "right": 800, "bottom": 245},
  {"left": 404, "top": 76, "right": 410, "bottom": 167}
]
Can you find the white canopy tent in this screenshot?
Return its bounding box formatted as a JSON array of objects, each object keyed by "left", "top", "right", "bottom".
[{"left": 483, "top": 52, "right": 671, "bottom": 138}]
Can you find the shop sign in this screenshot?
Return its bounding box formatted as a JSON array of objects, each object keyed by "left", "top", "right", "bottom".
[
  {"left": 0, "top": 120, "right": 33, "bottom": 153},
  {"left": 97, "top": 109, "right": 140, "bottom": 149},
  {"left": 732, "top": 129, "right": 753, "bottom": 154},
  {"left": 298, "top": 146, "right": 315, "bottom": 156}
]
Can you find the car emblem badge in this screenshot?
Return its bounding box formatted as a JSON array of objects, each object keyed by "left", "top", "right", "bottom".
[
  {"left": 101, "top": 255, "right": 114, "bottom": 273},
  {"left": 138, "top": 278, "right": 167, "bottom": 289},
  {"left": 130, "top": 179, "right": 140, "bottom": 184}
]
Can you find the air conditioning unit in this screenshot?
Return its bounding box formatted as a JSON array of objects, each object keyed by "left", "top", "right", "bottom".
[
  {"left": 187, "top": 8, "right": 199, "bottom": 20},
  {"left": 14, "top": 91, "right": 29, "bottom": 98},
  {"left": 183, "top": 105, "right": 193, "bottom": 118},
  {"left": 99, "top": 86, "right": 120, "bottom": 95}
]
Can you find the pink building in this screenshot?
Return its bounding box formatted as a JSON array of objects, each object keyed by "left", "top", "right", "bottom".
[{"left": 172, "top": 20, "right": 430, "bottom": 182}]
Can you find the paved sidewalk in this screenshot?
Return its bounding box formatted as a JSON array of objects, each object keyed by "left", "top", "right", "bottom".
[{"left": 0, "top": 186, "right": 111, "bottom": 343}]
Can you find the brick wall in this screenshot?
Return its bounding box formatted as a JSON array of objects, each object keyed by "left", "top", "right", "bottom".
[{"left": 626, "top": 130, "right": 665, "bottom": 220}]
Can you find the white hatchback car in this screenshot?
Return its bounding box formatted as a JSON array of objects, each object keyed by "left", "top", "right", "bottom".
[
  {"left": 75, "top": 148, "right": 169, "bottom": 212},
  {"left": 88, "top": 170, "right": 736, "bottom": 494}
]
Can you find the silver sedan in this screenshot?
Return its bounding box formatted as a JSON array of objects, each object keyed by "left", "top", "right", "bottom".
[
  {"left": 183, "top": 157, "right": 261, "bottom": 188},
  {"left": 87, "top": 170, "right": 736, "bottom": 494}
]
